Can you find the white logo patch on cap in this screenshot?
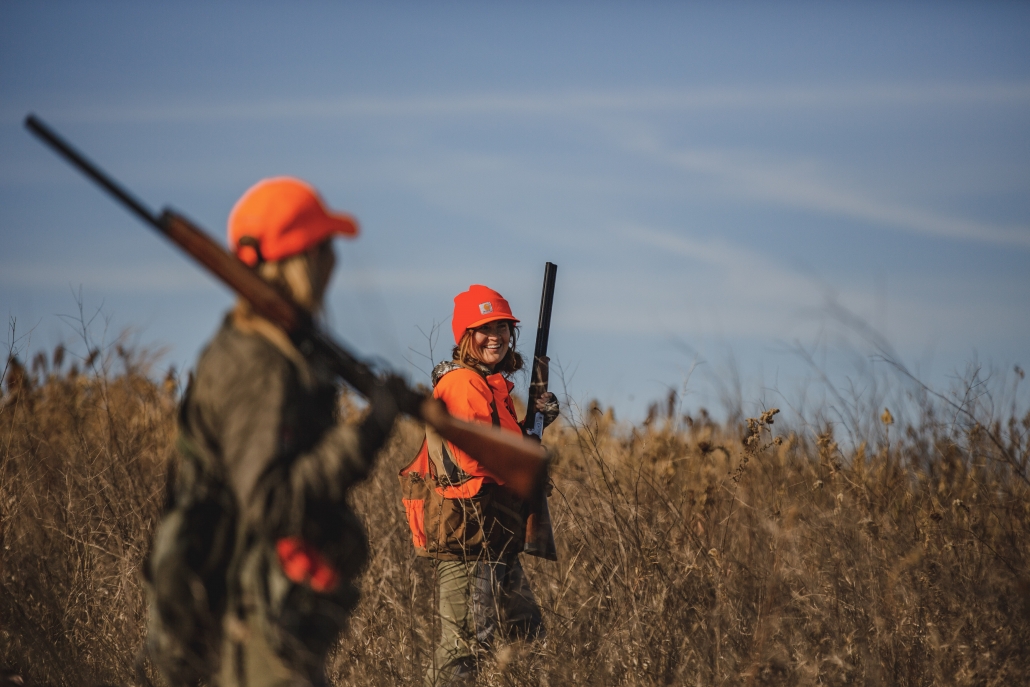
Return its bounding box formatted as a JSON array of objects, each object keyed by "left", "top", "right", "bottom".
[{"left": 479, "top": 302, "right": 493, "bottom": 315}]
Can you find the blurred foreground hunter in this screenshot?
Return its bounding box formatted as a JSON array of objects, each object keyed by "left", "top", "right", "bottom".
[
  {"left": 145, "top": 178, "right": 400, "bottom": 687},
  {"left": 400, "top": 285, "right": 559, "bottom": 686}
]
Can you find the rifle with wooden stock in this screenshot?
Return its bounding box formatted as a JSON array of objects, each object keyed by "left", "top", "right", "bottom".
[
  {"left": 522, "top": 262, "right": 559, "bottom": 560},
  {"left": 24, "top": 114, "right": 548, "bottom": 500}
]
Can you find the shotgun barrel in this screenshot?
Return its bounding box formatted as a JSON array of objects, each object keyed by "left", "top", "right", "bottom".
[{"left": 525, "top": 262, "right": 557, "bottom": 438}]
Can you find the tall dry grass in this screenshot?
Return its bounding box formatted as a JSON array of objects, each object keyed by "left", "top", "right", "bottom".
[
  {"left": 2, "top": 341, "right": 1028, "bottom": 686},
  {"left": 1, "top": 342, "right": 173, "bottom": 686}
]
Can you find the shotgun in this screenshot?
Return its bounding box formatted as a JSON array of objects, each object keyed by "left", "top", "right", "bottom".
[
  {"left": 524, "top": 262, "right": 557, "bottom": 439},
  {"left": 24, "top": 114, "right": 547, "bottom": 500},
  {"left": 522, "top": 262, "right": 559, "bottom": 560}
]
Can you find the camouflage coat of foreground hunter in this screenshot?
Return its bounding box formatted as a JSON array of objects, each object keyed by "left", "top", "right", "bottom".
[{"left": 144, "top": 177, "right": 399, "bottom": 687}]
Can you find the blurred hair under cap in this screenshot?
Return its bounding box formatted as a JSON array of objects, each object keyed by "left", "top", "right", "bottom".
[
  {"left": 452, "top": 285, "right": 519, "bottom": 344},
  {"left": 228, "top": 177, "right": 359, "bottom": 267}
]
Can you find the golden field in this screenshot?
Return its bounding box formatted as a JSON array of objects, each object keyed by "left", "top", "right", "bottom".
[{"left": 2, "top": 343, "right": 1028, "bottom": 686}]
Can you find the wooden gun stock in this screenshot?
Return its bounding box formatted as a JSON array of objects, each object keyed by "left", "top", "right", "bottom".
[{"left": 24, "top": 113, "right": 546, "bottom": 498}]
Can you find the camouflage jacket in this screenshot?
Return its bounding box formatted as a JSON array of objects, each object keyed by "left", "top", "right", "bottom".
[
  {"left": 149, "top": 317, "right": 397, "bottom": 684},
  {"left": 180, "top": 319, "right": 392, "bottom": 561}
]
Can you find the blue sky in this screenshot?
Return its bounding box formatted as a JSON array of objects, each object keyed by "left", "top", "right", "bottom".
[{"left": 2, "top": 2, "right": 1028, "bottom": 422}]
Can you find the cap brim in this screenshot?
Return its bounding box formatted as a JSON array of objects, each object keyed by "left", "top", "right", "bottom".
[
  {"left": 327, "top": 211, "right": 359, "bottom": 238},
  {"left": 465, "top": 314, "right": 520, "bottom": 331}
]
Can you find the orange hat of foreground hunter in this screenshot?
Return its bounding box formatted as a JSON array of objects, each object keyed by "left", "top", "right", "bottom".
[
  {"left": 228, "top": 177, "right": 359, "bottom": 267},
  {"left": 452, "top": 285, "right": 519, "bottom": 344}
]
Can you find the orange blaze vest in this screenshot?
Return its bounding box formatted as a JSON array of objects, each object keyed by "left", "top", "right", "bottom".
[{"left": 399, "top": 367, "right": 526, "bottom": 558}]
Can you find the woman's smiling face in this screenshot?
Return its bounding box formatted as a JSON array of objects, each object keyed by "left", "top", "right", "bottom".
[{"left": 471, "top": 320, "right": 512, "bottom": 367}]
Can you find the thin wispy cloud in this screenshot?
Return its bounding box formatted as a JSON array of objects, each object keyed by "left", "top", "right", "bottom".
[
  {"left": 0, "top": 260, "right": 520, "bottom": 300},
  {"left": 10, "top": 81, "right": 1030, "bottom": 125},
  {"left": 0, "top": 262, "right": 214, "bottom": 292},
  {"left": 552, "top": 225, "right": 825, "bottom": 338},
  {"left": 569, "top": 225, "right": 1029, "bottom": 349},
  {"left": 630, "top": 143, "right": 1030, "bottom": 249}
]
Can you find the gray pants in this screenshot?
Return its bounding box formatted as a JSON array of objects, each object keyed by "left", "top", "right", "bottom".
[{"left": 425, "top": 557, "right": 543, "bottom": 686}]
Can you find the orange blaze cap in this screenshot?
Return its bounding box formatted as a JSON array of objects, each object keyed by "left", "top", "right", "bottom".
[
  {"left": 228, "top": 177, "right": 359, "bottom": 266},
  {"left": 452, "top": 284, "right": 519, "bottom": 344}
]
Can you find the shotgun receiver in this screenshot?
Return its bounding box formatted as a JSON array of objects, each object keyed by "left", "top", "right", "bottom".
[
  {"left": 24, "top": 114, "right": 547, "bottom": 500},
  {"left": 522, "top": 262, "right": 559, "bottom": 560}
]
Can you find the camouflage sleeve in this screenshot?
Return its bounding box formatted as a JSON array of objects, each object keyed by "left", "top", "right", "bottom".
[
  {"left": 209, "top": 345, "right": 399, "bottom": 537},
  {"left": 541, "top": 395, "right": 560, "bottom": 428},
  {"left": 276, "top": 379, "right": 400, "bottom": 518}
]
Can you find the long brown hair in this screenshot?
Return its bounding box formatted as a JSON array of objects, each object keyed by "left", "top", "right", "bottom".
[
  {"left": 451, "top": 321, "right": 524, "bottom": 376},
  {"left": 234, "top": 240, "right": 335, "bottom": 317},
  {"left": 231, "top": 241, "right": 336, "bottom": 388}
]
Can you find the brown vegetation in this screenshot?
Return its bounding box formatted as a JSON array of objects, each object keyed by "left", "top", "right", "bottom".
[{"left": 2, "top": 344, "right": 1028, "bottom": 686}]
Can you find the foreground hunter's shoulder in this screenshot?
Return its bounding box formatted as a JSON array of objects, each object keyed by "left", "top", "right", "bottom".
[
  {"left": 208, "top": 321, "right": 291, "bottom": 369},
  {"left": 186, "top": 322, "right": 299, "bottom": 446},
  {"left": 195, "top": 323, "right": 293, "bottom": 390}
]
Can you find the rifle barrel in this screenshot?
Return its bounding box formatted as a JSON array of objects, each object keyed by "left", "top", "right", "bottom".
[{"left": 25, "top": 114, "right": 162, "bottom": 230}]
